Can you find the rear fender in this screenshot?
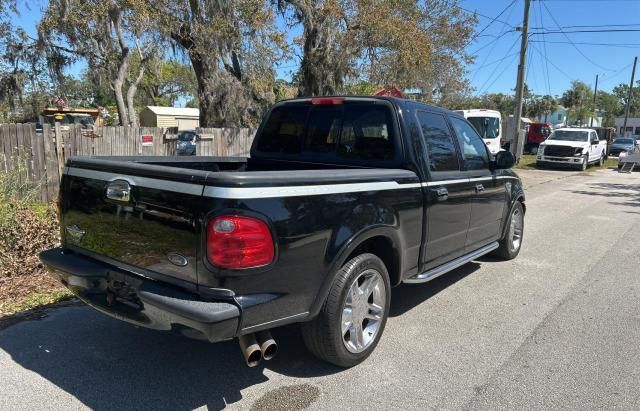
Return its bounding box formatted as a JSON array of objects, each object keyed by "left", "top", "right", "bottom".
[{"left": 308, "top": 226, "right": 402, "bottom": 318}]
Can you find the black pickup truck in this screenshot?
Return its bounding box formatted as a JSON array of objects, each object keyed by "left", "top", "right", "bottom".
[{"left": 41, "top": 97, "right": 525, "bottom": 368}]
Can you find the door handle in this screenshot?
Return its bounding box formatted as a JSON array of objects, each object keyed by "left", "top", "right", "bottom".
[
  {"left": 475, "top": 184, "right": 485, "bottom": 193},
  {"left": 433, "top": 186, "right": 449, "bottom": 201}
]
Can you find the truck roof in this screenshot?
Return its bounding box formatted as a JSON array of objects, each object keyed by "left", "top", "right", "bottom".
[{"left": 275, "top": 96, "right": 461, "bottom": 117}]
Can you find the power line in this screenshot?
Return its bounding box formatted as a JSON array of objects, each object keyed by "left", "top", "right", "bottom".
[
  {"left": 530, "top": 23, "right": 640, "bottom": 30},
  {"left": 599, "top": 63, "right": 635, "bottom": 84},
  {"left": 536, "top": 0, "right": 552, "bottom": 95},
  {"left": 530, "top": 28, "right": 640, "bottom": 35},
  {"left": 478, "top": 53, "right": 521, "bottom": 96},
  {"left": 457, "top": 5, "right": 514, "bottom": 28},
  {"left": 469, "top": 2, "right": 518, "bottom": 84},
  {"left": 539, "top": 1, "right": 617, "bottom": 71},
  {"left": 470, "top": 52, "right": 520, "bottom": 73},
  {"left": 464, "top": 0, "right": 518, "bottom": 48},
  {"left": 475, "top": 36, "right": 521, "bottom": 95},
  {"left": 529, "top": 40, "right": 640, "bottom": 48},
  {"left": 529, "top": 43, "right": 573, "bottom": 81},
  {"left": 469, "top": 29, "right": 517, "bottom": 55}
]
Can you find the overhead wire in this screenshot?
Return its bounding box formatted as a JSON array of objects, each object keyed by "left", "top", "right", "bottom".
[
  {"left": 537, "top": 0, "right": 552, "bottom": 95},
  {"left": 479, "top": 53, "right": 521, "bottom": 95},
  {"left": 469, "top": 0, "right": 518, "bottom": 83},
  {"left": 529, "top": 43, "right": 573, "bottom": 81},
  {"left": 529, "top": 40, "right": 640, "bottom": 48},
  {"left": 539, "top": 1, "right": 617, "bottom": 72},
  {"left": 463, "top": 0, "right": 518, "bottom": 48},
  {"left": 475, "top": 35, "right": 521, "bottom": 95}
]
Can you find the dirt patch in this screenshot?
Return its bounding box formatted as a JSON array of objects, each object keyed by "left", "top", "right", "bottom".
[
  {"left": 250, "top": 384, "right": 320, "bottom": 411},
  {"left": 0, "top": 273, "right": 72, "bottom": 317}
]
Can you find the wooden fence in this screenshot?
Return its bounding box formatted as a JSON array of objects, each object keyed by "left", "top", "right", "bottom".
[{"left": 0, "top": 124, "right": 256, "bottom": 202}]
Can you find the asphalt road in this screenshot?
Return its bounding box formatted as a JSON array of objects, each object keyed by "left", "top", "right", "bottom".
[{"left": 1, "top": 168, "right": 639, "bottom": 410}]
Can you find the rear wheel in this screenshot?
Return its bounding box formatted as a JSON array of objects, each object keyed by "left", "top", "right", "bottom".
[
  {"left": 597, "top": 152, "right": 604, "bottom": 167},
  {"left": 493, "top": 202, "right": 524, "bottom": 260},
  {"left": 302, "top": 253, "right": 390, "bottom": 368}
]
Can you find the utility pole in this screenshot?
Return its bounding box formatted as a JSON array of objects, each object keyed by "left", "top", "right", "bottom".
[
  {"left": 622, "top": 56, "right": 637, "bottom": 137},
  {"left": 590, "top": 74, "right": 598, "bottom": 127},
  {"left": 509, "top": 0, "right": 531, "bottom": 162}
]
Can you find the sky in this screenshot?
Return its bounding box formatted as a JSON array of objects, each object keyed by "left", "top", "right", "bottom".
[{"left": 11, "top": 0, "right": 640, "bottom": 100}]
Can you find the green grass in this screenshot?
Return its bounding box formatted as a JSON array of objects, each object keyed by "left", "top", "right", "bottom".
[
  {"left": 514, "top": 154, "right": 538, "bottom": 170},
  {"left": 515, "top": 154, "right": 618, "bottom": 172},
  {"left": 2, "top": 289, "right": 73, "bottom": 316}
]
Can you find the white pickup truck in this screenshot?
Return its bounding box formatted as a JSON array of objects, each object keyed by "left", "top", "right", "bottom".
[{"left": 536, "top": 128, "right": 607, "bottom": 171}]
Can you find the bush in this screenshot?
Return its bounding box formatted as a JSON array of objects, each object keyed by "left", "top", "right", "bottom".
[
  {"left": 0, "top": 151, "right": 68, "bottom": 316},
  {"left": 0, "top": 152, "right": 60, "bottom": 277}
]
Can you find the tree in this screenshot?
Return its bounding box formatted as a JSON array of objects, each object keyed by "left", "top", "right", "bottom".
[
  {"left": 40, "top": 0, "right": 156, "bottom": 125},
  {"left": 153, "top": 0, "right": 286, "bottom": 127},
  {"left": 140, "top": 60, "right": 197, "bottom": 107},
  {"left": 596, "top": 90, "right": 622, "bottom": 128},
  {"left": 612, "top": 80, "right": 640, "bottom": 118},
  {"left": 0, "top": 1, "right": 59, "bottom": 122},
  {"left": 561, "top": 80, "right": 593, "bottom": 126},
  {"left": 279, "top": 0, "right": 476, "bottom": 101}
]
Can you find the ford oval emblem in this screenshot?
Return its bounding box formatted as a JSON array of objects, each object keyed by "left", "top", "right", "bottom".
[{"left": 167, "top": 252, "right": 188, "bottom": 267}]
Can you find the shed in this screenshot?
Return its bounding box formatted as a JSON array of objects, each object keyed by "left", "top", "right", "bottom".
[{"left": 139, "top": 106, "right": 200, "bottom": 130}]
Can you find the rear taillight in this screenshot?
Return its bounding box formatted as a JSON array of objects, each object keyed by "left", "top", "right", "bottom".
[{"left": 206, "top": 215, "right": 274, "bottom": 269}]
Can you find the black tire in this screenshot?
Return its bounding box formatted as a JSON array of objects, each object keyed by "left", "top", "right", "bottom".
[
  {"left": 302, "top": 253, "right": 391, "bottom": 368},
  {"left": 580, "top": 154, "right": 588, "bottom": 171},
  {"left": 493, "top": 201, "right": 524, "bottom": 260}
]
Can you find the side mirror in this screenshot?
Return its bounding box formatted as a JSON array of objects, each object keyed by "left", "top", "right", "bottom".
[{"left": 494, "top": 150, "right": 515, "bottom": 169}]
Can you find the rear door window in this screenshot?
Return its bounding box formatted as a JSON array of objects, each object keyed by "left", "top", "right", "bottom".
[
  {"left": 256, "top": 106, "right": 307, "bottom": 154},
  {"left": 338, "top": 106, "right": 394, "bottom": 160},
  {"left": 416, "top": 111, "right": 460, "bottom": 172},
  {"left": 255, "top": 103, "right": 396, "bottom": 162}
]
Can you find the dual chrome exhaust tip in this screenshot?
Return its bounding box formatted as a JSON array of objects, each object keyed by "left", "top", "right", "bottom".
[{"left": 238, "top": 330, "right": 278, "bottom": 367}]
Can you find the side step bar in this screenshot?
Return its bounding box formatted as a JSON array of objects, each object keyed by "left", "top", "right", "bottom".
[{"left": 404, "top": 242, "right": 499, "bottom": 284}]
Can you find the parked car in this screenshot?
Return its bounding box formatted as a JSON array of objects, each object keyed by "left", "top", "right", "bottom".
[
  {"left": 609, "top": 137, "right": 638, "bottom": 157},
  {"left": 176, "top": 130, "right": 199, "bottom": 156},
  {"left": 40, "top": 97, "right": 525, "bottom": 368},
  {"left": 536, "top": 127, "right": 607, "bottom": 171},
  {"left": 524, "top": 122, "right": 551, "bottom": 154},
  {"left": 618, "top": 145, "right": 640, "bottom": 171}
]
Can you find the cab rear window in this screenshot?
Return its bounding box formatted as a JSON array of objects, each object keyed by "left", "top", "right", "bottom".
[{"left": 255, "top": 103, "right": 396, "bottom": 161}]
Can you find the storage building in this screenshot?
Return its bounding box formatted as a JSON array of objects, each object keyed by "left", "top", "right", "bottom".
[{"left": 139, "top": 106, "right": 200, "bottom": 130}]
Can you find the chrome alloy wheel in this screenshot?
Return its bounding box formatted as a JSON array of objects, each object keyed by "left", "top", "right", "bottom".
[
  {"left": 341, "top": 269, "right": 386, "bottom": 353},
  {"left": 509, "top": 207, "right": 524, "bottom": 252}
]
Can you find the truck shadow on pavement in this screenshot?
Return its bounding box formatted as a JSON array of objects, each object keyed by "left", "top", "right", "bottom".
[
  {"left": 0, "top": 306, "right": 335, "bottom": 410},
  {"left": 390, "top": 262, "right": 480, "bottom": 317},
  {"left": 569, "top": 183, "right": 640, "bottom": 209},
  {"left": 0, "top": 263, "right": 479, "bottom": 410}
]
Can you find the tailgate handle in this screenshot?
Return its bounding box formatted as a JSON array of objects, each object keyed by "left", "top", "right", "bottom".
[{"left": 106, "top": 180, "right": 131, "bottom": 202}]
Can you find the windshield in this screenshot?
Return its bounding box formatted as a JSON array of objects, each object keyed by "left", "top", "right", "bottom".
[
  {"left": 178, "top": 132, "right": 196, "bottom": 141},
  {"left": 467, "top": 116, "right": 500, "bottom": 139},
  {"left": 549, "top": 130, "right": 589, "bottom": 142},
  {"left": 614, "top": 138, "right": 633, "bottom": 144}
]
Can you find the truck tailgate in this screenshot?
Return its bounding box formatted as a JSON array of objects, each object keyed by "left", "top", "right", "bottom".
[{"left": 61, "top": 158, "right": 208, "bottom": 286}]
